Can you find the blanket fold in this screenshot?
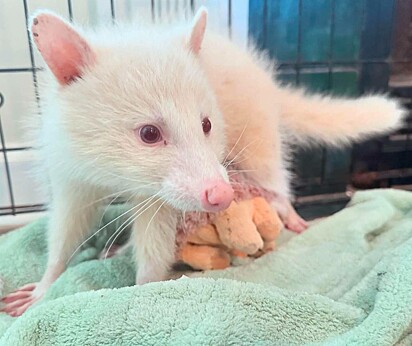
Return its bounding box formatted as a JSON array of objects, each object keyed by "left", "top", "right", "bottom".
[{"left": 0, "top": 189, "right": 411, "bottom": 345}]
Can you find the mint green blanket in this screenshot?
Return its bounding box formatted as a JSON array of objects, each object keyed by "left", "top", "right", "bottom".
[{"left": 0, "top": 189, "right": 411, "bottom": 345}]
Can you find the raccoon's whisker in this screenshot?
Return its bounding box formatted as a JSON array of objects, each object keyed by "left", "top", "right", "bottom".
[
  {"left": 79, "top": 184, "right": 158, "bottom": 211},
  {"left": 79, "top": 188, "right": 135, "bottom": 210},
  {"left": 227, "top": 169, "right": 257, "bottom": 174},
  {"left": 67, "top": 193, "right": 156, "bottom": 264},
  {"left": 103, "top": 193, "right": 158, "bottom": 254},
  {"left": 223, "top": 119, "right": 249, "bottom": 166},
  {"left": 183, "top": 209, "right": 186, "bottom": 227},
  {"left": 224, "top": 138, "right": 262, "bottom": 169},
  {"left": 104, "top": 194, "right": 164, "bottom": 259},
  {"left": 228, "top": 171, "right": 257, "bottom": 179},
  {"left": 229, "top": 178, "right": 264, "bottom": 193},
  {"left": 142, "top": 199, "right": 167, "bottom": 236},
  {"left": 105, "top": 171, "right": 161, "bottom": 184},
  {"left": 103, "top": 207, "right": 145, "bottom": 261},
  {"left": 96, "top": 190, "right": 125, "bottom": 232},
  {"left": 226, "top": 143, "right": 263, "bottom": 168},
  {"left": 104, "top": 187, "right": 165, "bottom": 254},
  {"left": 96, "top": 185, "right": 148, "bottom": 236}
]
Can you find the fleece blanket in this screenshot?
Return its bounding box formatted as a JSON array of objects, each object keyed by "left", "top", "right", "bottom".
[{"left": 0, "top": 189, "right": 411, "bottom": 345}]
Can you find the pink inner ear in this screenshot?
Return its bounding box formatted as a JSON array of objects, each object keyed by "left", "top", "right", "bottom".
[
  {"left": 31, "top": 14, "right": 95, "bottom": 85},
  {"left": 189, "top": 10, "right": 207, "bottom": 55}
]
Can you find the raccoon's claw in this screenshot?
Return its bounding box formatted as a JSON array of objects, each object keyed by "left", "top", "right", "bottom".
[{"left": 1, "top": 283, "right": 42, "bottom": 317}]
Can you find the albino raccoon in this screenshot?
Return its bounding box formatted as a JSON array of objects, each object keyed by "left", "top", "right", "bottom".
[{"left": 1, "top": 7, "right": 404, "bottom": 316}]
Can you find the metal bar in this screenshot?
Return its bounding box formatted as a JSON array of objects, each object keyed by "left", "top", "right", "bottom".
[
  {"left": 349, "top": 0, "right": 369, "bottom": 177},
  {"left": 0, "top": 68, "right": 43, "bottom": 74},
  {"left": 190, "top": 0, "right": 195, "bottom": 13},
  {"left": 290, "top": 165, "right": 412, "bottom": 187},
  {"left": 0, "top": 205, "right": 46, "bottom": 216},
  {"left": 389, "top": 0, "right": 398, "bottom": 45},
  {"left": 353, "top": 168, "right": 412, "bottom": 181},
  {"left": 110, "top": 0, "right": 116, "bottom": 21},
  {"left": 22, "top": 0, "right": 41, "bottom": 108},
  {"left": 0, "top": 146, "right": 32, "bottom": 152},
  {"left": 159, "top": 0, "right": 162, "bottom": 19},
  {"left": 294, "top": 191, "right": 351, "bottom": 206},
  {"left": 277, "top": 59, "right": 412, "bottom": 68},
  {"left": 319, "top": 149, "right": 328, "bottom": 184},
  {"left": 327, "top": 0, "right": 336, "bottom": 90},
  {"left": 294, "top": 177, "right": 322, "bottom": 186},
  {"left": 68, "top": 0, "right": 73, "bottom": 21},
  {"left": 348, "top": 144, "right": 357, "bottom": 176},
  {"left": 0, "top": 203, "right": 45, "bottom": 211},
  {"left": 296, "top": 0, "right": 303, "bottom": 85},
  {"left": 359, "top": 0, "right": 368, "bottom": 95},
  {"left": 262, "top": 0, "right": 268, "bottom": 57},
  {"left": 406, "top": 113, "right": 412, "bottom": 152},
  {"left": 166, "top": 0, "right": 170, "bottom": 16},
  {"left": 151, "top": 0, "right": 155, "bottom": 22},
  {"left": 0, "top": 117, "right": 16, "bottom": 215},
  {"left": 320, "top": 0, "right": 337, "bottom": 184}
]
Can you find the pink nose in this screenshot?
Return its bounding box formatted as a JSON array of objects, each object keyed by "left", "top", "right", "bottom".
[{"left": 201, "top": 181, "right": 234, "bottom": 212}]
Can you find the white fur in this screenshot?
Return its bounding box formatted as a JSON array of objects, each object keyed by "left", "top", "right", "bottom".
[
  {"left": 23, "top": 9, "right": 232, "bottom": 308},
  {"left": 6, "top": 8, "right": 404, "bottom": 315},
  {"left": 198, "top": 33, "right": 406, "bottom": 199}
]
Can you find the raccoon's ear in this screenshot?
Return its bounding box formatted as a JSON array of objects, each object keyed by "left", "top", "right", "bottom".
[
  {"left": 30, "top": 11, "right": 95, "bottom": 85},
  {"left": 188, "top": 7, "right": 207, "bottom": 55}
]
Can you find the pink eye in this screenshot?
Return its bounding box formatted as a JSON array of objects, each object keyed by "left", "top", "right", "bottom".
[
  {"left": 202, "top": 117, "right": 211, "bottom": 135},
  {"left": 139, "top": 125, "right": 162, "bottom": 144}
]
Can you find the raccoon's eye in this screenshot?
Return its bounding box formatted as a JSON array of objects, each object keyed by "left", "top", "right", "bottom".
[
  {"left": 202, "top": 117, "right": 211, "bottom": 135},
  {"left": 139, "top": 125, "right": 162, "bottom": 144}
]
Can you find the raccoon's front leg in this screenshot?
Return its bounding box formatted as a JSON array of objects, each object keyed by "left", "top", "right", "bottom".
[
  {"left": 272, "top": 195, "right": 308, "bottom": 234},
  {"left": 1, "top": 182, "right": 104, "bottom": 316},
  {"left": 132, "top": 200, "right": 177, "bottom": 284}
]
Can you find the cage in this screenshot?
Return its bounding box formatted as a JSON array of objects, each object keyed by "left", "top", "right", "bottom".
[
  {"left": 251, "top": 0, "right": 412, "bottom": 219},
  {"left": 0, "top": 0, "right": 411, "bottom": 225}
]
